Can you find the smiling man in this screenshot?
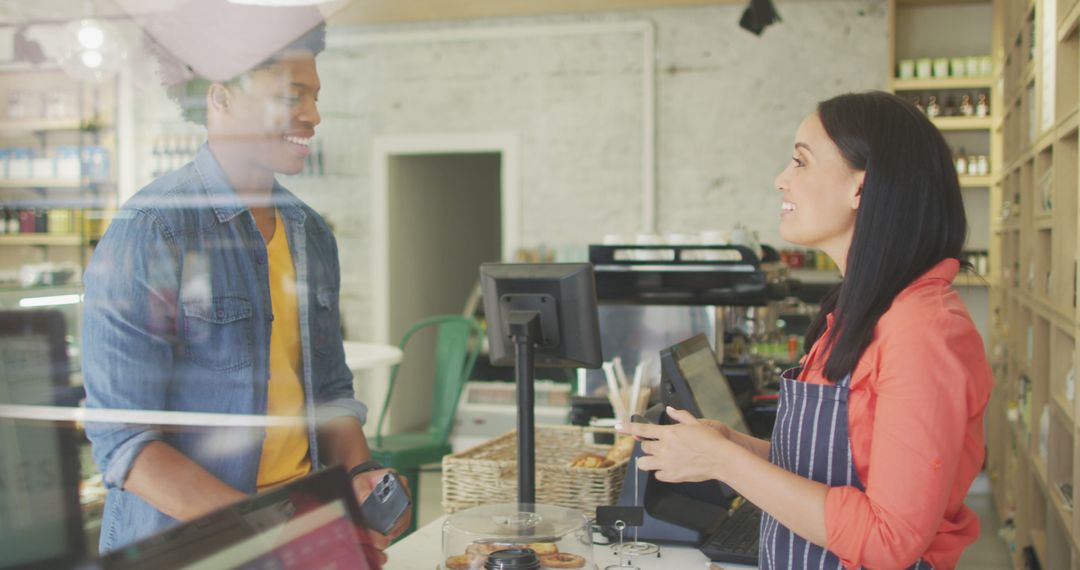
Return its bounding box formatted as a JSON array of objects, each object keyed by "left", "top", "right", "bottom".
[{"left": 81, "top": 22, "right": 408, "bottom": 560}]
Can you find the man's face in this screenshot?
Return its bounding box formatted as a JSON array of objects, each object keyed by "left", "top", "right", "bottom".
[{"left": 220, "top": 50, "right": 321, "bottom": 176}]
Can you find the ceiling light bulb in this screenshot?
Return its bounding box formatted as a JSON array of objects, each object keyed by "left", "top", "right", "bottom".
[
  {"left": 81, "top": 50, "right": 103, "bottom": 69},
  {"left": 78, "top": 23, "right": 105, "bottom": 50}
]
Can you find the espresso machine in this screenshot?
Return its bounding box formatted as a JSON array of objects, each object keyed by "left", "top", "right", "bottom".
[{"left": 571, "top": 243, "right": 799, "bottom": 436}]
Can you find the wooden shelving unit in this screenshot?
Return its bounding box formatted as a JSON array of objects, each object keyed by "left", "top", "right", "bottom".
[
  {"left": 0, "top": 66, "right": 119, "bottom": 288},
  {"left": 987, "top": 0, "right": 1080, "bottom": 566},
  {"left": 889, "top": 1, "right": 1000, "bottom": 384}
]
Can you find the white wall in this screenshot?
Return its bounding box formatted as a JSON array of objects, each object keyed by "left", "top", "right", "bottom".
[{"left": 129, "top": 1, "right": 890, "bottom": 342}]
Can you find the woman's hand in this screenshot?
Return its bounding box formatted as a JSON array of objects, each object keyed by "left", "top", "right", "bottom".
[{"left": 615, "top": 406, "right": 743, "bottom": 483}]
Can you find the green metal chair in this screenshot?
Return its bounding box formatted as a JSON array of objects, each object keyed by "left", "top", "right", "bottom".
[{"left": 369, "top": 315, "right": 484, "bottom": 537}]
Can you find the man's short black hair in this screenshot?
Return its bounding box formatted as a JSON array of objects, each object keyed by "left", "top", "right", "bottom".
[{"left": 152, "top": 23, "right": 326, "bottom": 126}]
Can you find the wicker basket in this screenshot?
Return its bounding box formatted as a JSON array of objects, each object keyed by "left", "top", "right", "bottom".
[{"left": 441, "top": 425, "right": 629, "bottom": 517}]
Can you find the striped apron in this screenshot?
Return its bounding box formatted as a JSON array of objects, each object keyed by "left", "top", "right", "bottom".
[{"left": 757, "top": 367, "right": 933, "bottom": 570}]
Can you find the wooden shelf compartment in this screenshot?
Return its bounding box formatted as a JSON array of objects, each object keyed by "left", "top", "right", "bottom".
[
  {"left": 1030, "top": 527, "right": 1050, "bottom": 570},
  {"left": 1027, "top": 224, "right": 1054, "bottom": 309},
  {"left": 1012, "top": 287, "right": 1075, "bottom": 336},
  {"left": 1047, "top": 409, "right": 1074, "bottom": 537},
  {"left": 0, "top": 118, "right": 84, "bottom": 134},
  {"left": 1044, "top": 502, "right": 1074, "bottom": 570},
  {"left": 1055, "top": 327, "right": 1078, "bottom": 421},
  {"left": 959, "top": 174, "right": 995, "bottom": 187},
  {"left": 1045, "top": 498, "right": 1080, "bottom": 570},
  {"left": 932, "top": 116, "right": 995, "bottom": 130},
  {"left": 1051, "top": 132, "right": 1078, "bottom": 314},
  {"left": 1057, "top": 22, "right": 1080, "bottom": 121},
  {"left": 1060, "top": 0, "right": 1080, "bottom": 43},
  {"left": 0, "top": 234, "right": 84, "bottom": 246},
  {"left": 0, "top": 179, "right": 82, "bottom": 189},
  {"left": 892, "top": 76, "right": 994, "bottom": 90}
]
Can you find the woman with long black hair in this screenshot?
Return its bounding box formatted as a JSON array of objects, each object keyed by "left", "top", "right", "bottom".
[{"left": 618, "top": 91, "right": 992, "bottom": 569}]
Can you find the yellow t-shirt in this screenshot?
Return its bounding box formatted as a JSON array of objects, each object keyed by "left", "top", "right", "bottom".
[{"left": 257, "top": 211, "right": 311, "bottom": 490}]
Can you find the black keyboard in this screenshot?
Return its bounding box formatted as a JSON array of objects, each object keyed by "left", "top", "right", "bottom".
[{"left": 697, "top": 501, "right": 761, "bottom": 565}]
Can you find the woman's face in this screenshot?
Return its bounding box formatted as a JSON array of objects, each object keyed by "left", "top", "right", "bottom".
[{"left": 774, "top": 112, "right": 864, "bottom": 255}]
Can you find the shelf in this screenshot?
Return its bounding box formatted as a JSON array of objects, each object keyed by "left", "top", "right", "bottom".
[
  {"left": 0, "top": 234, "right": 84, "bottom": 246},
  {"left": 1060, "top": 0, "right": 1080, "bottom": 43},
  {"left": 1034, "top": 213, "right": 1054, "bottom": 229},
  {"left": 0, "top": 118, "right": 84, "bottom": 134},
  {"left": 1030, "top": 528, "right": 1048, "bottom": 570},
  {"left": 1014, "top": 290, "right": 1076, "bottom": 334},
  {"left": 1056, "top": 109, "right": 1080, "bottom": 137},
  {"left": 1052, "top": 393, "right": 1074, "bottom": 428},
  {"left": 959, "top": 175, "right": 994, "bottom": 187},
  {"left": 0, "top": 179, "right": 83, "bottom": 189},
  {"left": 0, "top": 282, "right": 83, "bottom": 293},
  {"left": 892, "top": 77, "right": 994, "bottom": 90},
  {"left": 931, "top": 116, "right": 994, "bottom": 130}
]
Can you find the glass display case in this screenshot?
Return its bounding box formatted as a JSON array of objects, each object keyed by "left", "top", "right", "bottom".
[{"left": 442, "top": 503, "right": 594, "bottom": 570}]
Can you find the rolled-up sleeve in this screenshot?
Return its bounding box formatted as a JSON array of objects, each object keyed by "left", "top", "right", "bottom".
[
  {"left": 82, "top": 209, "right": 179, "bottom": 490},
  {"left": 311, "top": 230, "right": 363, "bottom": 427},
  {"left": 824, "top": 311, "right": 975, "bottom": 569}
]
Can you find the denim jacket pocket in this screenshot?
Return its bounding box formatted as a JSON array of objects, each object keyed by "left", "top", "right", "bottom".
[
  {"left": 182, "top": 296, "right": 254, "bottom": 371},
  {"left": 313, "top": 287, "right": 338, "bottom": 355}
]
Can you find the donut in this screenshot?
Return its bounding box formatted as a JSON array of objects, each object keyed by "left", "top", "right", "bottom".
[
  {"left": 524, "top": 542, "right": 559, "bottom": 555},
  {"left": 466, "top": 542, "right": 520, "bottom": 556},
  {"left": 539, "top": 552, "right": 586, "bottom": 569},
  {"left": 445, "top": 554, "right": 486, "bottom": 570}
]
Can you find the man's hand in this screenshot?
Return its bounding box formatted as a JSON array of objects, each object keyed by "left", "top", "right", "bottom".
[{"left": 351, "top": 468, "right": 413, "bottom": 551}]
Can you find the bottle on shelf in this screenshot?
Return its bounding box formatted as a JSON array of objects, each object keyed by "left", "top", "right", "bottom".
[
  {"left": 926, "top": 96, "right": 941, "bottom": 118},
  {"left": 959, "top": 95, "right": 974, "bottom": 117},
  {"left": 975, "top": 94, "right": 990, "bottom": 118},
  {"left": 911, "top": 95, "right": 924, "bottom": 114},
  {"left": 955, "top": 148, "right": 968, "bottom": 175},
  {"left": 942, "top": 95, "right": 956, "bottom": 117}
]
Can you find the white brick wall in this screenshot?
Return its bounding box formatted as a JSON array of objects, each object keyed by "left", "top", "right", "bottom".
[{"left": 132, "top": 2, "right": 888, "bottom": 341}]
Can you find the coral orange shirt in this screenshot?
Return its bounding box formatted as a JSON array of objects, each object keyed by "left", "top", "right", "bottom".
[{"left": 797, "top": 258, "right": 992, "bottom": 569}]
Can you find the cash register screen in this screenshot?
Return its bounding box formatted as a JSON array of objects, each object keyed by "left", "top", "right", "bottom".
[
  {"left": 0, "top": 331, "right": 81, "bottom": 568},
  {"left": 672, "top": 340, "right": 750, "bottom": 435}
]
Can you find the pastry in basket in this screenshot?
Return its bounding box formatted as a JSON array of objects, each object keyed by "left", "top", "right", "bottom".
[
  {"left": 604, "top": 435, "right": 635, "bottom": 463},
  {"left": 445, "top": 553, "right": 486, "bottom": 570},
  {"left": 539, "top": 552, "right": 587, "bottom": 569},
  {"left": 568, "top": 452, "right": 613, "bottom": 469}
]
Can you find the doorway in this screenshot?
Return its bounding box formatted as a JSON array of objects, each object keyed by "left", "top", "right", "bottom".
[{"left": 372, "top": 134, "right": 519, "bottom": 433}]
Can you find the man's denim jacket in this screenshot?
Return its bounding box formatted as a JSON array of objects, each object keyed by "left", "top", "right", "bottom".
[{"left": 82, "top": 144, "right": 364, "bottom": 552}]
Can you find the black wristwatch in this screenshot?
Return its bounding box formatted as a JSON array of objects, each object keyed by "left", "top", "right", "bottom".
[{"left": 348, "top": 460, "right": 384, "bottom": 480}]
